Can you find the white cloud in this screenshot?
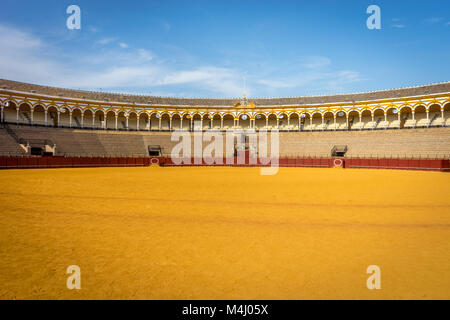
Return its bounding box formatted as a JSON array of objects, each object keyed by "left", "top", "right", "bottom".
[
  {"left": 0, "top": 25, "right": 42, "bottom": 50},
  {"left": 137, "top": 49, "right": 153, "bottom": 61},
  {"left": 425, "top": 17, "right": 443, "bottom": 23},
  {"left": 96, "top": 37, "right": 118, "bottom": 45},
  {"left": 0, "top": 25, "right": 363, "bottom": 97},
  {"left": 119, "top": 42, "right": 129, "bottom": 49},
  {"left": 0, "top": 24, "right": 245, "bottom": 97},
  {"left": 302, "top": 56, "right": 331, "bottom": 69},
  {"left": 392, "top": 24, "right": 405, "bottom": 28},
  {"left": 258, "top": 69, "right": 361, "bottom": 91}
]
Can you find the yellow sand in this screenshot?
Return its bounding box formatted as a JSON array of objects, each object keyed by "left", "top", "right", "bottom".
[{"left": 0, "top": 167, "right": 449, "bottom": 300}]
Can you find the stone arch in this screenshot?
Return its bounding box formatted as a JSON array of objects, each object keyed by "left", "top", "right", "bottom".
[
  {"left": 300, "top": 112, "right": 311, "bottom": 131},
  {"left": 267, "top": 113, "right": 277, "bottom": 128},
  {"left": 399, "top": 106, "right": 413, "bottom": 128},
  {"left": 322, "top": 111, "right": 334, "bottom": 130},
  {"left": 58, "top": 105, "right": 71, "bottom": 127},
  {"left": 94, "top": 110, "right": 105, "bottom": 129},
  {"left": 311, "top": 112, "right": 322, "bottom": 131},
  {"left": 128, "top": 112, "right": 138, "bottom": 130},
  {"left": 32, "top": 105, "right": 46, "bottom": 126},
  {"left": 386, "top": 106, "right": 399, "bottom": 129},
  {"left": 239, "top": 113, "right": 251, "bottom": 129},
  {"left": 361, "top": 109, "right": 372, "bottom": 129},
  {"left": 72, "top": 108, "right": 83, "bottom": 128},
  {"left": 202, "top": 113, "right": 212, "bottom": 130},
  {"left": 48, "top": 106, "right": 60, "bottom": 127},
  {"left": 171, "top": 113, "right": 182, "bottom": 130},
  {"left": 428, "top": 103, "right": 442, "bottom": 127},
  {"left": 160, "top": 113, "right": 170, "bottom": 130},
  {"left": 115, "top": 111, "right": 126, "bottom": 130},
  {"left": 222, "top": 114, "right": 234, "bottom": 129},
  {"left": 289, "top": 113, "right": 300, "bottom": 131},
  {"left": 212, "top": 113, "right": 221, "bottom": 129},
  {"left": 139, "top": 112, "right": 150, "bottom": 130},
  {"left": 373, "top": 109, "right": 384, "bottom": 129},
  {"left": 414, "top": 105, "right": 427, "bottom": 128},
  {"left": 444, "top": 102, "right": 450, "bottom": 126},
  {"left": 105, "top": 110, "right": 116, "bottom": 130},
  {"left": 335, "top": 110, "right": 347, "bottom": 130},
  {"left": 254, "top": 113, "right": 266, "bottom": 129},
  {"left": 2, "top": 100, "right": 17, "bottom": 123},
  {"left": 149, "top": 112, "right": 159, "bottom": 130},
  {"left": 276, "top": 113, "right": 287, "bottom": 130},
  {"left": 182, "top": 113, "right": 191, "bottom": 130},
  {"left": 348, "top": 110, "right": 360, "bottom": 130},
  {"left": 18, "top": 102, "right": 32, "bottom": 125}
]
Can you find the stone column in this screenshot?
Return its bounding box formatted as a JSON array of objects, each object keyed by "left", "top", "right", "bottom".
[
  {"left": 16, "top": 107, "right": 19, "bottom": 124},
  {"left": 81, "top": 113, "right": 84, "bottom": 128},
  {"left": 158, "top": 117, "right": 162, "bottom": 130},
  {"left": 30, "top": 110, "right": 34, "bottom": 125},
  {"left": 0, "top": 106, "right": 3, "bottom": 123},
  {"left": 115, "top": 115, "right": 118, "bottom": 130},
  {"left": 69, "top": 112, "right": 72, "bottom": 128}
]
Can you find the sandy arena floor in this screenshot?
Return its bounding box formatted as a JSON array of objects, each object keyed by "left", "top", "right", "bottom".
[{"left": 0, "top": 166, "right": 449, "bottom": 299}]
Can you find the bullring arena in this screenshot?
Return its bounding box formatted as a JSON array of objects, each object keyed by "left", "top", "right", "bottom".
[{"left": 0, "top": 79, "right": 449, "bottom": 299}]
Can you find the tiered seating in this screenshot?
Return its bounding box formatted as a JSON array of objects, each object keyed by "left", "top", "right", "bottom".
[
  {"left": 2, "top": 125, "right": 449, "bottom": 159},
  {"left": 278, "top": 128, "right": 450, "bottom": 158},
  {"left": 0, "top": 127, "right": 26, "bottom": 156}
]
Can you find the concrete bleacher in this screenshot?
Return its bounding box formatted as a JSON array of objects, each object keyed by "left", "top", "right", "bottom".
[
  {"left": 1, "top": 125, "right": 449, "bottom": 159},
  {"left": 0, "top": 126, "right": 26, "bottom": 156},
  {"left": 278, "top": 128, "right": 450, "bottom": 158},
  {"left": 4, "top": 125, "right": 151, "bottom": 157}
]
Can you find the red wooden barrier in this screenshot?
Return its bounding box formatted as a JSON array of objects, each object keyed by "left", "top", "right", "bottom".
[
  {"left": 0, "top": 156, "right": 448, "bottom": 171},
  {"left": 409, "top": 159, "right": 420, "bottom": 170},
  {"left": 0, "top": 157, "right": 7, "bottom": 168},
  {"left": 320, "top": 158, "right": 329, "bottom": 167}
]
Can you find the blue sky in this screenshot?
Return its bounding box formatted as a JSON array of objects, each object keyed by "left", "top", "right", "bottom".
[{"left": 0, "top": 0, "right": 449, "bottom": 98}]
